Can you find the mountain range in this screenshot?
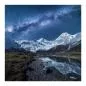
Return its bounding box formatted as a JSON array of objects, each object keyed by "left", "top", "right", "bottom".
[{"left": 8, "top": 32, "right": 80, "bottom": 52}]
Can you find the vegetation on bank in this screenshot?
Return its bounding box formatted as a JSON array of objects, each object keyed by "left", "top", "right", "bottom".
[{"left": 5, "top": 51, "right": 35, "bottom": 81}]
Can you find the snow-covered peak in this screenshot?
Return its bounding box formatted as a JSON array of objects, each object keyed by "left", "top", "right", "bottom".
[
  {"left": 74, "top": 32, "right": 81, "bottom": 41},
  {"left": 37, "top": 38, "right": 48, "bottom": 43},
  {"left": 60, "top": 32, "right": 71, "bottom": 37},
  {"left": 55, "top": 32, "right": 72, "bottom": 45},
  {"left": 15, "top": 32, "right": 81, "bottom": 52},
  {"left": 15, "top": 40, "right": 29, "bottom": 44},
  {"left": 57, "top": 32, "right": 73, "bottom": 40}
]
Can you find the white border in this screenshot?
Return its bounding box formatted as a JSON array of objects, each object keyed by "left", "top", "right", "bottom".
[{"left": 0, "top": 0, "right": 86, "bottom": 86}]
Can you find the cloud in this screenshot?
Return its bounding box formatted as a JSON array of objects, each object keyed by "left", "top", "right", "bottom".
[
  {"left": 5, "top": 6, "right": 80, "bottom": 40},
  {"left": 6, "top": 25, "right": 14, "bottom": 32}
]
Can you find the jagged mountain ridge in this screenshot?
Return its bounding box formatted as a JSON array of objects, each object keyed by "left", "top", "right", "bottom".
[{"left": 14, "top": 32, "right": 81, "bottom": 52}]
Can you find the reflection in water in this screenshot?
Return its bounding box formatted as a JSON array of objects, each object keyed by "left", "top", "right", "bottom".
[{"left": 40, "top": 57, "right": 81, "bottom": 76}]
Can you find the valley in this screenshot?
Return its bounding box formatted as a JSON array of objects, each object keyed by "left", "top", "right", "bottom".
[{"left": 5, "top": 50, "right": 81, "bottom": 81}]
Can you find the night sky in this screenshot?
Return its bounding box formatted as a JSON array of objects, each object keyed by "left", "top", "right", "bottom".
[{"left": 5, "top": 5, "right": 81, "bottom": 41}]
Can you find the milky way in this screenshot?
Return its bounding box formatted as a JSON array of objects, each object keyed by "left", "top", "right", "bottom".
[{"left": 5, "top": 5, "right": 81, "bottom": 40}]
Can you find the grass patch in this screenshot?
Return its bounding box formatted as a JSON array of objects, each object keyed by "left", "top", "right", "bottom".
[{"left": 5, "top": 51, "right": 35, "bottom": 81}]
